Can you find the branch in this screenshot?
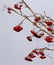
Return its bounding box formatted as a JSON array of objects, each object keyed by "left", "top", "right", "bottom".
[
  {"left": 35, "top": 47, "right": 54, "bottom": 51},
  {"left": 22, "top": 0, "right": 36, "bottom": 17}
]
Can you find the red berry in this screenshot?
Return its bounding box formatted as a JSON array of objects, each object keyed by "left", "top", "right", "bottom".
[
  {"left": 40, "top": 55, "right": 46, "bottom": 59},
  {"left": 32, "top": 50, "right": 39, "bottom": 55},
  {"left": 39, "top": 51, "right": 44, "bottom": 55},
  {"left": 14, "top": 4, "right": 22, "bottom": 10},
  {"left": 14, "top": 4, "right": 18, "bottom": 9},
  {"left": 30, "top": 30, "right": 41, "bottom": 38},
  {"left": 45, "top": 36, "right": 53, "bottom": 43},
  {"left": 13, "top": 25, "right": 23, "bottom": 32},
  {"left": 45, "top": 21, "right": 52, "bottom": 26},
  {"left": 30, "top": 30, "right": 37, "bottom": 37},
  {"left": 7, "top": 7, "right": 12, "bottom": 14},
  {"left": 28, "top": 53, "right": 36, "bottom": 58},
  {"left": 47, "top": 27, "right": 52, "bottom": 31},
  {"left": 26, "top": 36, "right": 32, "bottom": 41},
  {"left": 24, "top": 57, "right": 33, "bottom": 62},
  {"left": 32, "top": 49, "right": 36, "bottom": 53},
  {"left": 36, "top": 35, "right": 41, "bottom": 38},
  {"left": 8, "top": 8, "right": 12, "bottom": 10},
  {"left": 34, "top": 16, "right": 41, "bottom": 22}
]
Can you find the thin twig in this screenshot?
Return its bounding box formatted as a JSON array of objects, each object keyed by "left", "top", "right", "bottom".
[
  {"left": 22, "top": 0, "right": 36, "bottom": 17},
  {"left": 35, "top": 47, "right": 54, "bottom": 51}
]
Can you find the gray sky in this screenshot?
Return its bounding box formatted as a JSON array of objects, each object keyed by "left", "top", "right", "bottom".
[{"left": 0, "top": 0, "right": 54, "bottom": 65}]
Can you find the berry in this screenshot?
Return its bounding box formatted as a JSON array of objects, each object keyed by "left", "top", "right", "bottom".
[
  {"left": 13, "top": 25, "right": 23, "bottom": 32},
  {"left": 26, "top": 36, "right": 32, "bottom": 41},
  {"left": 30, "top": 30, "right": 37, "bottom": 37},
  {"left": 14, "top": 4, "right": 18, "bottom": 9},
  {"left": 24, "top": 57, "right": 33, "bottom": 62},
  {"left": 28, "top": 53, "right": 36, "bottom": 58},
  {"left": 34, "top": 16, "right": 41, "bottom": 22},
  {"left": 32, "top": 49, "right": 36, "bottom": 53},
  {"left": 45, "top": 36, "right": 53, "bottom": 43},
  {"left": 40, "top": 55, "right": 46, "bottom": 59},
  {"left": 32, "top": 50, "right": 39, "bottom": 55},
  {"left": 7, "top": 7, "right": 12, "bottom": 14},
  {"left": 30, "top": 30, "right": 41, "bottom": 38},
  {"left": 47, "top": 27, "right": 52, "bottom": 31},
  {"left": 45, "top": 21, "right": 52, "bottom": 26},
  {"left": 14, "top": 4, "right": 22, "bottom": 10},
  {"left": 39, "top": 51, "right": 44, "bottom": 55},
  {"left": 36, "top": 35, "right": 41, "bottom": 38}
]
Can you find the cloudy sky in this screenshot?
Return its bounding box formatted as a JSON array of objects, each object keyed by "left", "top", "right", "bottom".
[{"left": 0, "top": 0, "right": 54, "bottom": 65}]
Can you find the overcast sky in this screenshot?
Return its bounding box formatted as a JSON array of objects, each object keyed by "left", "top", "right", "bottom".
[{"left": 0, "top": 0, "right": 54, "bottom": 65}]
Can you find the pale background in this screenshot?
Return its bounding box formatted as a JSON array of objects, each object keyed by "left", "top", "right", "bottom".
[{"left": 0, "top": 0, "right": 54, "bottom": 65}]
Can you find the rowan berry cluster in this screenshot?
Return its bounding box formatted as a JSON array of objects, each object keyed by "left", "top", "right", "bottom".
[
  {"left": 25, "top": 49, "right": 46, "bottom": 61},
  {"left": 4, "top": 0, "right": 54, "bottom": 62}
]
